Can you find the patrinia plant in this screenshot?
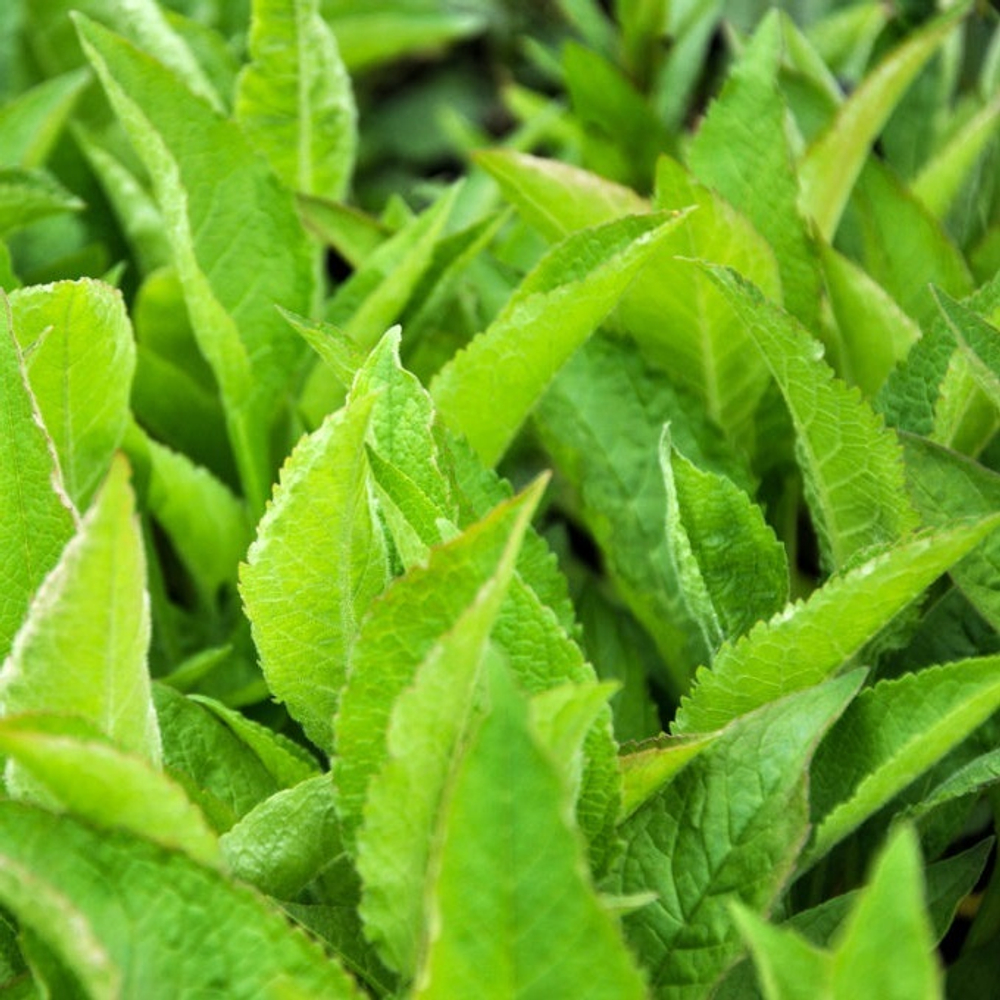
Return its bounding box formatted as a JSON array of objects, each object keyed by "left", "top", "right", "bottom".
[{"left": 0, "top": 0, "right": 999, "bottom": 996}]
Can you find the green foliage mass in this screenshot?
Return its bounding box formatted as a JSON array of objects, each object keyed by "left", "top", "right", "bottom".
[{"left": 0, "top": 0, "right": 999, "bottom": 996}]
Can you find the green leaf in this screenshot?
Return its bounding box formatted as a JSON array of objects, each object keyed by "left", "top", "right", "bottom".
[
  {"left": 818, "top": 240, "right": 922, "bottom": 396},
  {"left": 414, "top": 660, "right": 648, "bottom": 1000},
  {"left": 236, "top": 0, "right": 356, "bottom": 199},
  {"left": 674, "top": 517, "right": 1000, "bottom": 735},
  {"left": 619, "top": 732, "right": 717, "bottom": 821},
  {"left": 706, "top": 265, "right": 919, "bottom": 571},
  {"left": 357, "top": 477, "right": 541, "bottom": 976},
  {"left": 932, "top": 288, "right": 1000, "bottom": 417},
  {"left": 0, "top": 167, "right": 83, "bottom": 236},
  {"left": 75, "top": 14, "right": 316, "bottom": 514},
  {"left": 241, "top": 392, "right": 389, "bottom": 753},
  {"left": 153, "top": 684, "right": 283, "bottom": 832},
  {"left": 296, "top": 194, "right": 389, "bottom": 267},
  {"left": 902, "top": 434, "right": 1000, "bottom": 630},
  {"left": 221, "top": 774, "right": 342, "bottom": 898},
  {"left": 807, "top": 655, "right": 1000, "bottom": 866},
  {"left": 125, "top": 423, "right": 251, "bottom": 604},
  {"left": 10, "top": 278, "right": 134, "bottom": 509},
  {"left": 798, "top": 6, "right": 966, "bottom": 240},
  {"left": 431, "top": 211, "right": 682, "bottom": 466},
  {"left": 0, "top": 714, "right": 220, "bottom": 867},
  {"left": 535, "top": 331, "right": 748, "bottom": 692},
  {"left": 0, "top": 296, "right": 75, "bottom": 662},
  {"left": 611, "top": 673, "right": 861, "bottom": 999},
  {"left": 661, "top": 425, "right": 789, "bottom": 650},
  {"left": 911, "top": 96, "right": 1000, "bottom": 219},
  {"left": 0, "top": 68, "right": 89, "bottom": 168},
  {"left": 0, "top": 456, "right": 160, "bottom": 767},
  {"left": 688, "top": 13, "right": 822, "bottom": 328},
  {"left": 0, "top": 802, "right": 364, "bottom": 998}
]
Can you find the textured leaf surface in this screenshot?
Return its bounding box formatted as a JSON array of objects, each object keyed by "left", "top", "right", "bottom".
[
  {"left": 611, "top": 674, "right": 860, "bottom": 999},
  {"left": 241, "top": 393, "right": 388, "bottom": 753},
  {"left": 76, "top": 15, "right": 315, "bottom": 512},
  {"left": 0, "top": 457, "right": 160, "bottom": 767},
  {"left": 236, "top": 0, "right": 356, "bottom": 198},
  {"left": 0, "top": 299, "right": 75, "bottom": 662},
  {"left": 431, "top": 211, "right": 681, "bottom": 466},
  {"left": 357, "top": 480, "right": 539, "bottom": 976},
  {"left": 619, "top": 733, "right": 717, "bottom": 820},
  {"left": 0, "top": 166, "right": 82, "bottom": 234},
  {"left": 10, "top": 279, "right": 134, "bottom": 509},
  {"left": 808, "top": 655, "right": 1000, "bottom": 864},
  {"left": 221, "top": 774, "right": 342, "bottom": 899},
  {"left": 0, "top": 715, "right": 219, "bottom": 867},
  {"left": 0, "top": 802, "right": 363, "bottom": 999},
  {"left": 674, "top": 517, "right": 1000, "bottom": 734},
  {"left": 707, "top": 265, "right": 918, "bottom": 570},
  {"left": 414, "top": 661, "right": 647, "bottom": 1000},
  {"left": 661, "top": 426, "right": 788, "bottom": 650}
]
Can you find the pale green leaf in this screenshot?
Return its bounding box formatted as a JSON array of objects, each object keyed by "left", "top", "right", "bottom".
[
  {"left": 612, "top": 673, "right": 861, "bottom": 999},
  {"left": 0, "top": 456, "right": 160, "bottom": 766},
  {"left": 661, "top": 425, "right": 788, "bottom": 650},
  {"left": 674, "top": 517, "right": 1000, "bottom": 735},
  {"left": 0, "top": 714, "right": 220, "bottom": 867},
  {"left": 0, "top": 802, "right": 364, "bottom": 999},
  {"left": 221, "top": 774, "right": 342, "bottom": 899},
  {"left": 414, "top": 660, "right": 648, "bottom": 1000},
  {"left": 0, "top": 297, "right": 75, "bottom": 662},
  {"left": 431, "top": 211, "right": 683, "bottom": 466},
  {"left": 808, "top": 655, "right": 1000, "bottom": 865},
  {"left": 0, "top": 167, "right": 83, "bottom": 235},
  {"left": 0, "top": 68, "right": 89, "bottom": 168},
  {"left": 10, "top": 278, "right": 134, "bottom": 509},
  {"left": 799, "top": 6, "right": 966, "bottom": 240},
  {"left": 236, "top": 0, "right": 356, "bottom": 199},
  {"left": 706, "top": 265, "right": 919, "bottom": 571},
  {"left": 818, "top": 240, "right": 921, "bottom": 396},
  {"left": 911, "top": 96, "right": 1000, "bottom": 219},
  {"left": 689, "top": 13, "right": 822, "bottom": 327},
  {"left": 932, "top": 288, "right": 1000, "bottom": 417},
  {"left": 357, "top": 478, "right": 542, "bottom": 976},
  {"left": 903, "top": 433, "right": 1000, "bottom": 631},
  {"left": 296, "top": 194, "right": 389, "bottom": 267},
  {"left": 75, "top": 14, "right": 316, "bottom": 514},
  {"left": 619, "top": 732, "right": 717, "bottom": 820},
  {"left": 241, "top": 392, "right": 389, "bottom": 753}
]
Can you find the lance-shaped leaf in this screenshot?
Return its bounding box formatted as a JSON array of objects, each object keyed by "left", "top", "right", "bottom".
[
  {"left": 706, "top": 265, "right": 918, "bottom": 571},
  {"left": 932, "top": 288, "right": 1000, "bottom": 415},
  {"left": 0, "top": 802, "right": 364, "bottom": 999},
  {"left": 807, "top": 655, "right": 1000, "bottom": 866},
  {"left": 619, "top": 732, "right": 718, "bottom": 821},
  {"left": 75, "top": 15, "right": 316, "bottom": 514},
  {"left": 0, "top": 456, "right": 160, "bottom": 767},
  {"left": 0, "top": 298, "right": 75, "bottom": 661},
  {"left": 357, "top": 477, "right": 541, "bottom": 976},
  {"left": 236, "top": 0, "right": 356, "bottom": 199},
  {"left": 611, "top": 673, "right": 861, "bottom": 1000},
  {"left": 902, "top": 434, "right": 1000, "bottom": 631},
  {"left": 818, "top": 240, "right": 921, "bottom": 396},
  {"left": 735, "top": 825, "right": 941, "bottom": 1000},
  {"left": 221, "top": 775, "right": 342, "bottom": 899},
  {"left": 0, "top": 715, "right": 219, "bottom": 867},
  {"left": 798, "top": 5, "right": 966, "bottom": 240},
  {"left": 10, "top": 278, "right": 134, "bottom": 510},
  {"left": 688, "top": 12, "right": 821, "bottom": 328},
  {"left": 674, "top": 516, "right": 1000, "bottom": 735},
  {"left": 415, "top": 660, "right": 648, "bottom": 1000},
  {"left": 0, "top": 68, "right": 89, "bottom": 168},
  {"left": 241, "top": 392, "right": 389, "bottom": 753},
  {"left": 0, "top": 166, "right": 83, "bottom": 235},
  {"left": 431, "top": 211, "right": 682, "bottom": 467},
  {"left": 661, "top": 425, "right": 788, "bottom": 651}
]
